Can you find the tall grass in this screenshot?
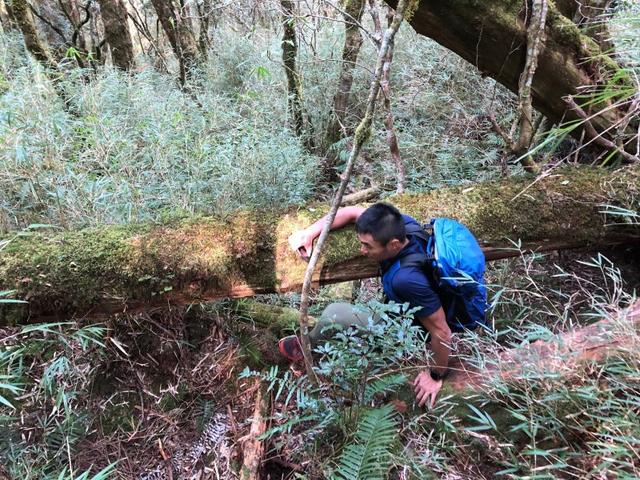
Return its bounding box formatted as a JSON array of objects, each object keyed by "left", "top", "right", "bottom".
[
  {"left": 1, "top": 12, "right": 517, "bottom": 231},
  {"left": 0, "top": 31, "right": 318, "bottom": 230}
]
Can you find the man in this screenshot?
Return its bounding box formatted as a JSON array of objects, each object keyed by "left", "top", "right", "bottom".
[{"left": 282, "top": 203, "right": 485, "bottom": 408}]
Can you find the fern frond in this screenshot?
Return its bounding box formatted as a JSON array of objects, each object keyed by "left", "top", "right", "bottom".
[
  {"left": 333, "top": 404, "right": 398, "bottom": 480},
  {"left": 195, "top": 397, "right": 215, "bottom": 432},
  {"left": 364, "top": 374, "right": 407, "bottom": 403}
]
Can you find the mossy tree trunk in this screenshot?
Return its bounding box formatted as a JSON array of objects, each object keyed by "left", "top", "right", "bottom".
[
  {"left": 323, "top": 0, "right": 367, "bottom": 173},
  {"left": 385, "top": 0, "right": 637, "bottom": 153},
  {"left": 1, "top": 165, "right": 639, "bottom": 324},
  {"left": 11, "top": 0, "right": 55, "bottom": 67},
  {"left": 97, "top": 0, "right": 135, "bottom": 70},
  {"left": 555, "top": 0, "right": 615, "bottom": 51},
  {"left": 444, "top": 301, "right": 640, "bottom": 396},
  {"left": 151, "top": 0, "right": 199, "bottom": 86}
]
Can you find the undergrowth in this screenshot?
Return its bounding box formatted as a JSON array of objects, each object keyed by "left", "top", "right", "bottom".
[
  {"left": 0, "top": 16, "right": 515, "bottom": 232},
  {"left": 243, "top": 251, "right": 639, "bottom": 479},
  {"left": 0, "top": 322, "right": 110, "bottom": 479}
]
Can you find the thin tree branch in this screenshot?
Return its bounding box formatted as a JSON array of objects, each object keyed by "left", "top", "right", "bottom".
[
  {"left": 378, "top": 4, "right": 406, "bottom": 193},
  {"left": 28, "top": 3, "right": 67, "bottom": 42},
  {"left": 72, "top": 0, "right": 93, "bottom": 48},
  {"left": 297, "top": 0, "right": 412, "bottom": 383},
  {"left": 514, "top": 0, "right": 548, "bottom": 172},
  {"left": 565, "top": 97, "right": 639, "bottom": 163}
]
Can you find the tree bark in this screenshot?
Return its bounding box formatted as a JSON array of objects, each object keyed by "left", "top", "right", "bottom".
[
  {"left": 280, "top": 0, "right": 307, "bottom": 141},
  {"left": 324, "top": 0, "right": 366, "bottom": 148},
  {"left": 384, "top": 0, "right": 637, "bottom": 150},
  {"left": 1, "top": 165, "right": 639, "bottom": 324},
  {"left": 195, "top": 0, "right": 214, "bottom": 59},
  {"left": 97, "top": 0, "right": 134, "bottom": 70},
  {"left": 11, "top": 0, "right": 55, "bottom": 67},
  {"left": 239, "top": 383, "right": 268, "bottom": 480},
  {"left": 151, "top": 0, "right": 199, "bottom": 85},
  {"left": 0, "top": 0, "right": 16, "bottom": 32}
]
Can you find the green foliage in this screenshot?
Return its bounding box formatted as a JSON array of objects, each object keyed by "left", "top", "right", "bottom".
[
  {"left": 195, "top": 396, "right": 216, "bottom": 432},
  {"left": 0, "top": 9, "right": 517, "bottom": 231},
  {"left": 297, "top": 19, "right": 514, "bottom": 189},
  {"left": 399, "top": 251, "right": 640, "bottom": 478},
  {"left": 241, "top": 302, "right": 424, "bottom": 475},
  {"left": 611, "top": 1, "right": 640, "bottom": 66},
  {"left": 363, "top": 373, "right": 408, "bottom": 404},
  {"left": 52, "top": 463, "right": 117, "bottom": 480},
  {"left": 333, "top": 404, "right": 399, "bottom": 480},
  {"left": 314, "top": 301, "right": 426, "bottom": 406},
  {"left": 0, "top": 322, "right": 108, "bottom": 479},
  {"left": 0, "top": 41, "right": 317, "bottom": 229}
]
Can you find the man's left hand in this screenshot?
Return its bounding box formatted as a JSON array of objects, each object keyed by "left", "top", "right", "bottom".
[{"left": 413, "top": 370, "right": 443, "bottom": 408}]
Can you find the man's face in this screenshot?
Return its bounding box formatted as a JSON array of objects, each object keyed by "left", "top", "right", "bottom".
[{"left": 357, "top": 232, "right": 402, "bottom": 262}]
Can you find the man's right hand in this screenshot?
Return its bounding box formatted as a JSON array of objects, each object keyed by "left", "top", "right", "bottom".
[
  {"left": 287, "top": 207, "right": 364, "bottom": 260},
  {"left": 288, "top": 229, "right": 314, "bottom": 260},
  {"left": 414, "top": 370, "right": 443, "bottom": 408}
]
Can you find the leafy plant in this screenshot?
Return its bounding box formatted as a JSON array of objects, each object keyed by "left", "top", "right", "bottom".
[
  {"left": 0, "top": 322, "right": 108, "bottom": 479},
  {"left": 333, "top": 404, "right": 399, "bottom": 480}
]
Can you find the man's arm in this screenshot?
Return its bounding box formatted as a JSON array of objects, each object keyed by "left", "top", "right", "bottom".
[
  {"left": 288, "top": 206, "right": 365, "bottom": 258},
  {"left": 413, "top": 307, "right": 452, "bottom": 408}
]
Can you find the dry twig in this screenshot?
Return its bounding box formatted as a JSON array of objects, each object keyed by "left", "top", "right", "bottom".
[
  {"left": 565, "top": 97, "right": 639, "bottom": 163},
  {"left": 297, "top": 0, "right": 413, "bottom": 383}
]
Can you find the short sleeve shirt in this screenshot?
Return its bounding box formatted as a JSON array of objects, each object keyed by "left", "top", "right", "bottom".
[{"left": 380, "top": 215, "right": 442, "bottom": 319}]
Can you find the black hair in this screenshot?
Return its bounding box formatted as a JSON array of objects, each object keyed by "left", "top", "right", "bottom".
[{"left": 355, "top": 203, "right": 406, "bottom": 245}]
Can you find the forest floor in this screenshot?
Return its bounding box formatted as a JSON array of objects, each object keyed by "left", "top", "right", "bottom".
[{"left": 15, "top": 245, "right": 630, "bottom": 479}]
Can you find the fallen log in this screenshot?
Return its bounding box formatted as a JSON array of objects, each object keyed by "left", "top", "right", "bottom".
[
  {"left": 1, "top": 165, "right": 639, "bottom": 324},
  {"left": 239, "top": 382, "right": 269, "bottom": 480},
  {"left": 446, "top": 301, "right": 640, "bottom": 393},
  {"left": 386, "top": 0, "right": 638, "bottom": 147}
]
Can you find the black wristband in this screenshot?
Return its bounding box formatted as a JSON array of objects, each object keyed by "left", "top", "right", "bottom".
[{"left": 430, "top": 369, "right": 446, "bottom": 381}]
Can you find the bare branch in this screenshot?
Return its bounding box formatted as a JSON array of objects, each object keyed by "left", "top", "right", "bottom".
[
  {"left": 565, "top": 97, "right": 639, "bottom": 163},
  {"left": 297, "top": 0, "right": 412, "bottom": 383}
]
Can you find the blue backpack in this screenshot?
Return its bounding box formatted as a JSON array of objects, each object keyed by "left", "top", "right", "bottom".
[{"left": 381, "top": 218, "right": 489, "bottom": 332}]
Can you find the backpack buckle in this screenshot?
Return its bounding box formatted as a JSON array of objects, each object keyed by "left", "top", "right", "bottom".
[{"left": 421, "top": 220, "right": 435, "bottom": 235}]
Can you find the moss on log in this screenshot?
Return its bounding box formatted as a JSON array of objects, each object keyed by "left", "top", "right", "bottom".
[
  {"left": 1, "top": 165, "right": 639, "bottom": 324},
  {"left": 228, "top": 299, "right": 304, "bottom": 334}
]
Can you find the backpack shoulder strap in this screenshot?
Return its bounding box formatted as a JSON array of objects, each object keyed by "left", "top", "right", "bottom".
[
  {"left": 398, "top": 252, "right": 429, "bottom": 269},
  {"left": 404, "top": 222, "right": 430, "bottom": 243}
]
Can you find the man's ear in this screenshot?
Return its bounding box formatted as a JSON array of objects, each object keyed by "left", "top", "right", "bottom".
[{"left": 388, "top": 238, "right": 403, "bottom": 251}]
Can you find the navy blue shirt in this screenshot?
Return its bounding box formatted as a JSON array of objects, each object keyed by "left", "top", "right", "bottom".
[{"left": 379, "top": 215, "right": 441, "bottom": 319}]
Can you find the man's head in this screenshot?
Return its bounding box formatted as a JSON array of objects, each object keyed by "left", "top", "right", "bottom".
[{"left": 355, "top": 203, "right": 407, "bottom": 262}]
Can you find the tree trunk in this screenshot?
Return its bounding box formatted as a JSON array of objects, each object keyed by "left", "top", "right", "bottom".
[
  {"left": 0, "top": 0, "right": 16, "bottom": 32},
  {"left": 555, "top": 0, "right": 614, "bottom": 51},
  {"left": 1, "top": 165, "right": 639, "bottom": 324},
  {"left": 321, "top": 0, "right": 366, "bottom": 181},
  {"left": 239, "top": 383, "right": 268, "bottom": 480},
  {"left": 97, "top": 0, "right": 134, "bottom": 70},
  {"left": 11, "top": 0, "right": 55, "bottom": 67},
  {"left": 151, "top": 0, "right": 199, "bottom": 85},
  {"left": 446, "top": 300, "right": 640, "bottom": 394},
  {"left": 324, "top": 0, "right": 366, "bottom": 148},
  {"left": 195, "top": 0, "right": 214, "bottom": 59},
  {"left": 384, "top": 0, "right": 637, "bottom": 150},
  {"left": 280, "top": 0, "right": 307, "bottom": 141}
]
